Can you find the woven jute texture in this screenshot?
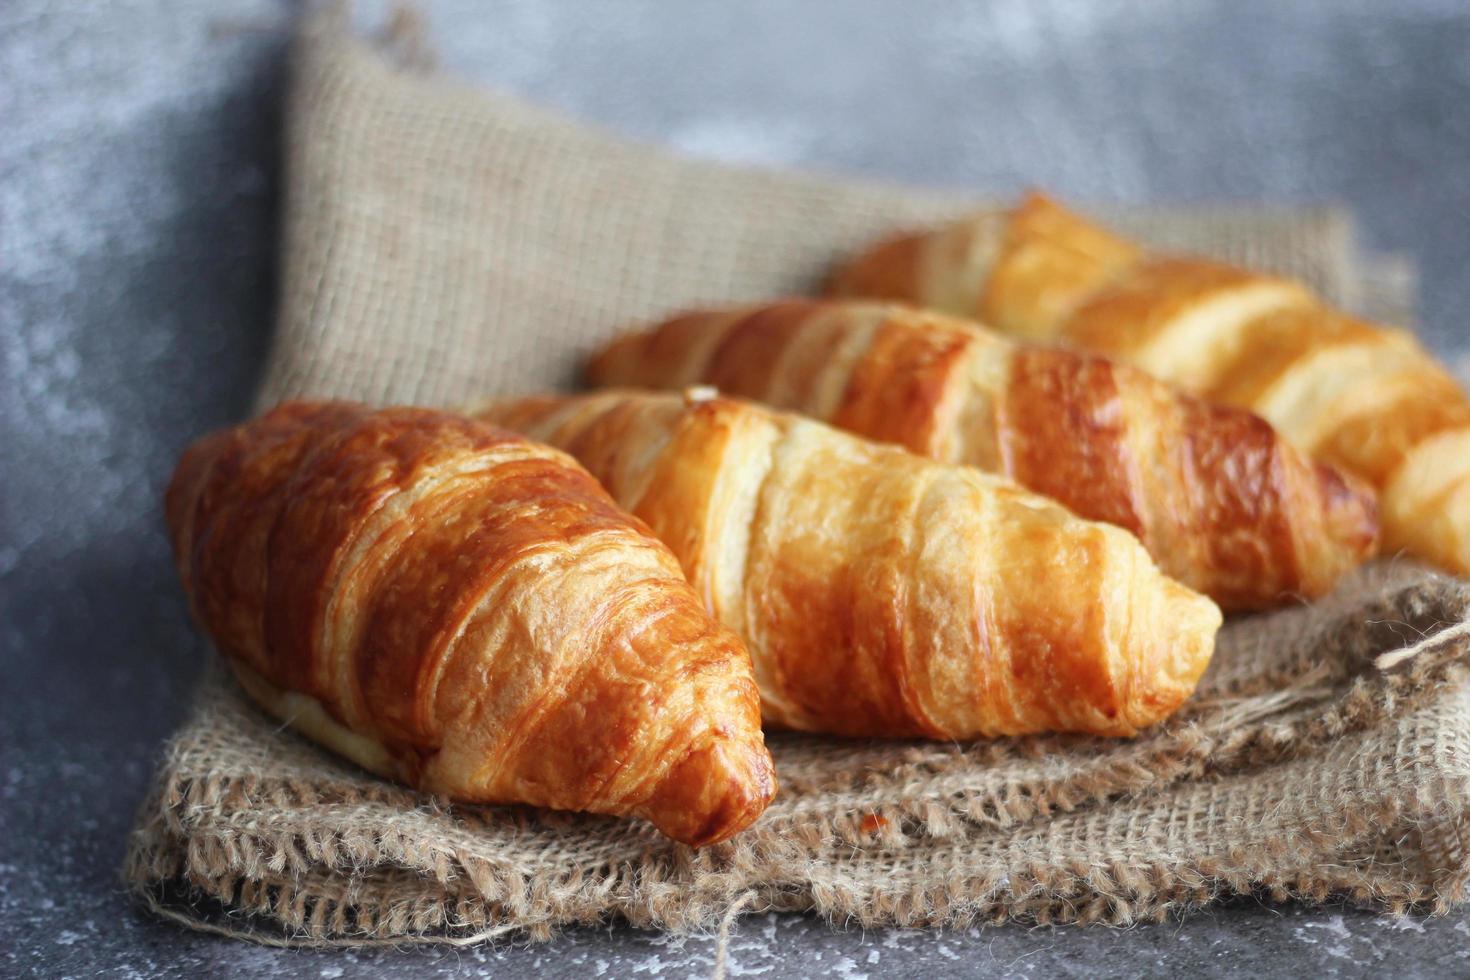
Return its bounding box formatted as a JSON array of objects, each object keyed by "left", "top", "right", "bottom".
[{"left": 125, "top": 9, "right": 1470, "bottom": 944}]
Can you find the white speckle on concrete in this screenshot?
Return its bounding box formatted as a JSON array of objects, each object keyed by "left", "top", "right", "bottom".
[
  {"left": 830, "top": 956, "right": 867, "bottom": 980},
  {"left": 629, "top": 953, "right": 667, "bottom": 974},
  {"left": 881, "top": 929, "right": 923, "bottom": 951},
  {"left": 1303, "top": 915, "right": 1352, "bottom": 941},
  {"left": 725, "top": 955, "right": 775, "bottom": 977}
]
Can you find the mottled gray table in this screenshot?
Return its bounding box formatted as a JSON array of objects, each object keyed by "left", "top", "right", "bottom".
[{"left": 5, "top": 1, "right": 1470, "bottom": 977}]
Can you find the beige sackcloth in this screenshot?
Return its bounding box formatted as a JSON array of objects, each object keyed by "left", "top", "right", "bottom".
[{"left": 124, "top": 7, "right": 1470, "bottom": 945}]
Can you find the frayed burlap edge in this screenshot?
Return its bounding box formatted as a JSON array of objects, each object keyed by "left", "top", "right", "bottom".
[{"left": 124, "top": 571, "right": 1470, "bottom": 945}]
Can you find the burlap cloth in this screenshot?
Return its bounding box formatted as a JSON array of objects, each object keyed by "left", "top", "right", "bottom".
[{"left": 125, "top": 8, "right": 1470, "bottom": 944}]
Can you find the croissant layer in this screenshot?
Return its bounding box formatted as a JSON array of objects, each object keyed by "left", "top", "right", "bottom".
[
  {"left": 480, "top": 390, "right": 1222, "bottom": 738},
  {"left": 828, "top": 192, "right": 1470, "bottom": 575},
  {"left": 165, "top": 401, "right": 776, "bottom": 846},
  {"left": 586, "top": 301, "right": 1377, "bottom": 610}
]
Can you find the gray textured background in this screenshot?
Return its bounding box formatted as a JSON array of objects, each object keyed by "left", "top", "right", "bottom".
[{"left": 5, "top": 1, "right": 1470, "bottom": 977}]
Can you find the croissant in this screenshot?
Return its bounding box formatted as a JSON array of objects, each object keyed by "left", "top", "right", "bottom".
[
  {"left": 586, "top": 300, "right": 1378, "bottom": 610},
  {"left": 164, "top": 401, "right": 776, "bottom": 846},
  {"left": 477, "top": 389, "right": 1221, "bottom": 738},
  {"left": 828, "top": 192, "right": 1470, "bottom": 575}
]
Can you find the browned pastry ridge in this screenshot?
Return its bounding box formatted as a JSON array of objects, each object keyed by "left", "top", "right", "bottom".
[
  {"left": 164, "top": 401, "right": 776, "bottom": 846},
  {"left": 478, "top": 390, "right": 1221, "bottom": 739},
  {"left": 586, "top": 300, "right": 1378, "bottom": 611},
  {"left": 827, "top": 192, "right": 1470, "bottom": 576}
]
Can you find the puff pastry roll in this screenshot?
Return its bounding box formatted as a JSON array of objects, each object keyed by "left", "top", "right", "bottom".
[
  {"left": 828, "top": 192, "right": 1470, "bottom": 575},
  {"left": 479, "top": 390, "right": 1221, "bottom": 738},
  {"left": 164, "top": 401, "right": 776, "bottom": 846},
  {"left": 586, "top": 301, "right": 1378, "bottom": 610}
]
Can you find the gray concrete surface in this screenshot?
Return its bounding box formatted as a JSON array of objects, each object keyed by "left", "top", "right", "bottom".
[{"left": 5, "top": 1, "right": 1470, "bottom": 976}]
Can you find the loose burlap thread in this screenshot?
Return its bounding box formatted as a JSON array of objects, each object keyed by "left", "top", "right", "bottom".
[{"left": 125, "top": 7, "right": 1470, "bottom": 944}]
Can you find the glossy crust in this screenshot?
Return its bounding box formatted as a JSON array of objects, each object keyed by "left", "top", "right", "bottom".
[
  {"left": 829, "top": 192, "right": 1470, "bottom": 576},
  {"left": 164, "top": 401, "right": 776, "bottom": 846},
  {"left": 479, "top": 390, "right": 1221, "bottom": 738},
  {"left": 586, "top": 301, "right": 1378, "bottom": 610}
]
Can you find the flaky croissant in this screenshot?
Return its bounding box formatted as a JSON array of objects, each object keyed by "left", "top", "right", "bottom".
[
  {"left": 477, "top": 390, "right": 1221, "bottom": 739},
  {"left": 164, "top": 401, "right": 776, "bottom": 846},
  {"left": 828, "top": 192, "right": 1470, "bottom": 576},
  {"left": 586, "top": 300, "right": 1378, "bottom": 610}
]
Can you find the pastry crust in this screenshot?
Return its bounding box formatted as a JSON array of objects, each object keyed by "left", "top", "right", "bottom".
[
  {"left": 165, "top": 401, "right": 776, "bottom": 846},
  {"left": 587, "top": 301, "right": 1378, "bottom": 610},
  {"left": 829, "top": 192, "right": 1470, "bottom": 575},
  {"left": 480, "top": 390, "right": 1222, "bottom": 738}
]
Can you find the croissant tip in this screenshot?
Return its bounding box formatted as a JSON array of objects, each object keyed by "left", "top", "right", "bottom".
[
  {"left": 648, "top": 738, "right": 778, "bottom": 848},
  {"left": 1320, "top": 463, "right": 1382, "bottom": 561},
  {"left": 582, "top": 337, "right": 622, "bottom": 388},
  {"left": 1123, "top": 576, "right": 1222, "bottom": 735}
]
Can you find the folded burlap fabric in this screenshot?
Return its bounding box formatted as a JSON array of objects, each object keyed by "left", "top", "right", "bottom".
[{"left": 125, "top": 8, "right": 1470, "bottom": 943}]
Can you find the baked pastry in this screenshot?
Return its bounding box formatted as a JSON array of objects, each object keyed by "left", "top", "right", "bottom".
[
  {"left": 586, "top": 300, "right": 1379, "bottom": 610},
  {"left": 164, "top": 401, "right": 776, "bottom": 846},
  {"left": 479, "top": 389, "right": 1221, "bottom": 738},
  {"left": 828, "top": 192, "right": 1470, "bottom": 575}
]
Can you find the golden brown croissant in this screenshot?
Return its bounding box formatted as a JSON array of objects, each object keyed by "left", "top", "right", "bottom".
[
  {"left": 477, "top": 389, "right": 1221, "bottom": 738},
  {"left": 164, "top": 401, "right": 776, "bottom": 846},
  {"left": 828, "top": 192, "right": 1470, "bottom": 576},
  {"left": 586, "top": 300, "right": 1378, "bottom": 610}
]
